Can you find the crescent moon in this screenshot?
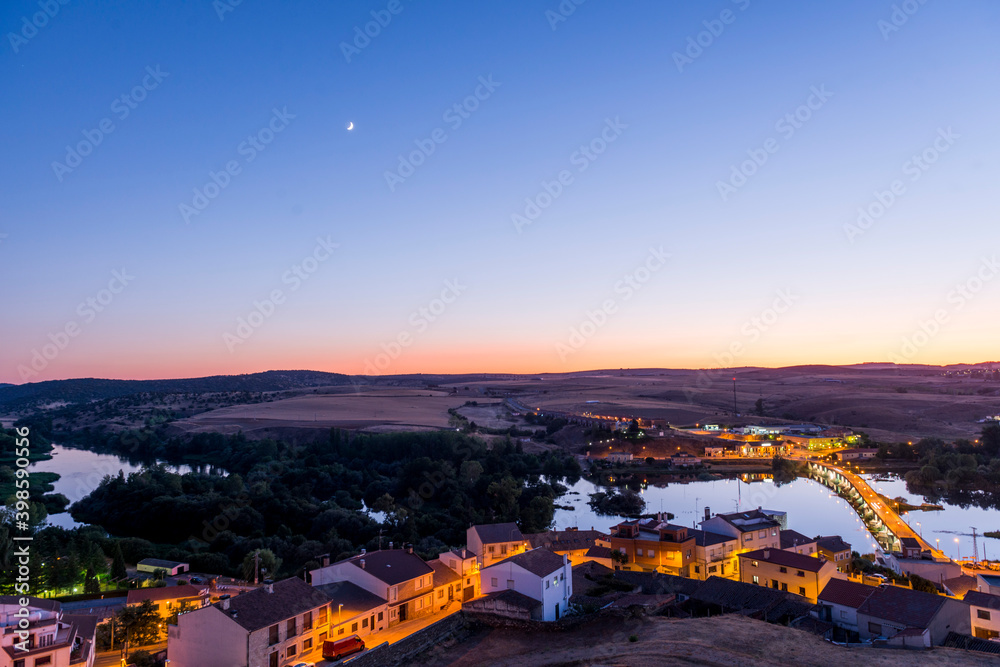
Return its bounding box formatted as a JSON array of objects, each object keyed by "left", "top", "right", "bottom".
[{"left": 347, "top": 122, "right": 354, "bottom": 131}]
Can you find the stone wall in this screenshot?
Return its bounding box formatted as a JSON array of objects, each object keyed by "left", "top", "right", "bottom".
[{"left": 345, "top": 613, "right": 467, "bottom": 667}]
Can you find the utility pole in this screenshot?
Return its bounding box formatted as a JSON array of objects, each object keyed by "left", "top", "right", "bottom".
[
  {"left": 973, "top": 528, "right": 980, "bottom": 563},
  {"left": 254, "top": 550, "right": 260, "bottom": 585}
]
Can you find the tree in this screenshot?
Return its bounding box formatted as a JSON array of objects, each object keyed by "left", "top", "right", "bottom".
[
  {"left": 84, "top": 567, "right": 100, "bottom": 594},
  {"left": 982, "top": 422, "right": 1000, "bottom": 458},
  {"left": 754, "top": 398, "right": 765, "bottom": 417},
  {"left": 117, "top": 599, "right": 161, "bottom": 658},
  {"left": 241, "top": 549, "right": 281, "bottom": 583},
  {"left": 909, "top": 574, "right": 938, "bottom": 595},
  {"left": 111, "top": 542, "right": 128, "bottom": 582}
]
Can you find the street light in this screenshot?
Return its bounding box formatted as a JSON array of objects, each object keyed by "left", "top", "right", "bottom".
[
  {"left": 955, "top": 537, "right": 960, "bottom": 561},
  {"left": 338, "top": 603, "right": 343, "bottom": 624}
]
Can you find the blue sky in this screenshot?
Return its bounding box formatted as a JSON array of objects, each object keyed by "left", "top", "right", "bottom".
[{"left": 2, "top": 0, "right": 998, "bottom": 382}]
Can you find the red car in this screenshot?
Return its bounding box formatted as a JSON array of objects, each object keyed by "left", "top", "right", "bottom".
[{"left": 323, "top": 635, "right": 365, "bottom": 661}]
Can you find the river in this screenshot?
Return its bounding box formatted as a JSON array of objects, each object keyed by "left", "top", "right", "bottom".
[{"left": 30, "top": 445, "right": 226, "bottom": 529}]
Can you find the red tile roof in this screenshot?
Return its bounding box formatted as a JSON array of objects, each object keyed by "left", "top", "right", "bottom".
[{"left": 818, "top": 578, "right": 876, "bottom": 609}]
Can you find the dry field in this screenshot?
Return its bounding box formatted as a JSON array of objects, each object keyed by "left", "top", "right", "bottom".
[
  {"left": 173, "top": 388, "right": 469, "bottom": 436},
  {"left": 413, "top": 613, "right": 995, "bottom": 667}
]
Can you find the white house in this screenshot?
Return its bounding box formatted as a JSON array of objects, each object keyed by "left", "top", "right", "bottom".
[
  {"left": 480, "top": 548, "right": 572, "bottom": 621},
  {"left": 167, "top": 577, "right": 333, "bottom": 667},
  {"left": 0, "top": 596, "right": 96, "bottom": 667},
  {"left": 964, "top": 590, "right": 1000, "bottom": 640},
  {"left": 136, "top": 558, "right": 189, "bottom": 576}
]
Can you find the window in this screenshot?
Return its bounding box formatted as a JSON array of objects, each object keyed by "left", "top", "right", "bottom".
[
  {"left": 758, "top": 530, "right": 766, "bottom": 538},
  {"left": 438, "top": 589, "right": 444, "bottom": 599},
  {"left": 390, "top": 586, "right": 398, "bottom": 602},
  {"left": 13, "top": 660, "right": 24, "bottom": 667},
  {"left": 751, "top": 561, "right": 759, "bottom": 568},
  {"left": 319, "top": 631, "right": 328, "bottom": 642},
  {"left": 318, "top": 606, "right": 328, "bottom": 625},
  {"left": 269, "top": 652, "right": 278, "bottom": 667},
  {"left": 268, "top": 624, "right": 279, "bottom": 646},
  {"left": 488, "top": 545, "right": 495, "bottom": 553},
  {"left": 491, "top": 577, "right": 498, "bottom": 587},
  {"left": 781, "top": 583, "right": 788, "bottom": 592},
  {"left": 797, "top": 586, "right": 805, "bottom": 596},
  {"left": 708, "top": 565, "right": 717, "bottom": 573},
  {"left": 287, "top": 617, "right": 297, "bottom": 637},
  {"left": 979, "top": 609, "right": 992, "bottom": 620},
  {"left": 303, "top": 610, "right": 313, "bottom": 630},
  {"left": 338, "top": 627, "right": 345, "bottom": 636},
  {"left": 694, "top": 566, "right": 700, "bottom": 574},
  {"left": 796, "top": 570, "right": 805, "bottom": 577},
  {"left": 506, "top": 579, "right": 515, "bottom": 589},
  {"left": 378, "top": 612, "right": 384, "bottom": 622},
  {"left": 362, "top": 618, "right": 368, "bottom": 628},
  {"left": 286, "top": 645, "right": 297, "bottom": 658},
  {"left": 745, "top": 534, "right": 753, "bottom": 542},
  {"left": 351, "top": 622, "right": 358, "bottom": 632},
  {"left": 772, "top": 529, "right": 777, "bottom": 536},
  {"left": 647, "top": 549, "right": 654, "bottom": 558},
  {"left": 868, "top": 622, "right": 882, "bottom": 635},
  {"left": 752, "top": 575, "right": 759, "bottom": 584},
  {"left": 35, "top": 659, "right": 52, "bottom": 667},
  {"left": 840, "top": 611, "right": 848, "bottom": 619},
  {"left": 38, "top": 635, "right": 53, "bottom": 647},
  {"left": 303, "top": 638, "right": 313, "bottom": 651},
  {"left": 546, "top": 580, "right": 550, "bottom": 589},
  {"left": 500, "top": 545, "right": 508, "bottom": 555},
  {"left": 779, "top": 567, "right": 787, "bottom": 573},
  {"left": 417, "top": 598, "right": 423, "bottom": 610}
]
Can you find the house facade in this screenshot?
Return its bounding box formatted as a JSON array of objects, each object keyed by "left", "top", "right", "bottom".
[
  {"left": 480, "top": 548, "right": 572, "bottom": 621},
  {"left": 312, "top": 580, "right": 388, "bottom": 641},
  {"left": 688, "top": 529, "right": 740, "bottom": 580},
  {"left": 813, "top": 578, "right": 876, "bottom": 635},
  {"left": 816, "top": 535, "right": 852, "bottom": 571},
  {"left": 310, "top": 547, "right": 436, "bottom": 627},
  {"left": 963, "top": 590, "right": 1000, "bottom": 640},
  {"left": 856, "top": 585, "right": 971, "bottom": 646},
  {"left": 779, "top": 530, "right": 817, "bottom": 556},
  {"left": 167, "top": 577, "right": 333, "bottom": 667},
  {"left": 0, "top": 597, "right": 96, "bottom": 667},
  {"left": 467, "top": 523, "right": 528, "bottom": 568},
  {"left": 126, "top": 584, "right": 210, "bottom": 626},
  {"left": 701, "top": 509, "right": 783, "bottom": 552},
  {"left": 523, "top": 529, "right": 608, "bottom": 567},
  {"left": 738, "top": 548, "right": 836, "bottom": 603},
  {"left": 608, "top": 516, "right": 695, "bottom": 577}
]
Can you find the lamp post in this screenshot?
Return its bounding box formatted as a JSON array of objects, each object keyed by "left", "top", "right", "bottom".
[
  {"left": 955, "top": 538, "right": 961, "bottom": 561},
  {"left": 338, "top": 603, "right": 343, "bottom": 624}
]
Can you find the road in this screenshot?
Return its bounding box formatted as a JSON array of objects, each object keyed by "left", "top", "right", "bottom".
[{"left": 94, "top": 640, "right": 166, "bottom": 667}]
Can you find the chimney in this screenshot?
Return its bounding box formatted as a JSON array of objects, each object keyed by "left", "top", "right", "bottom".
[
  {"left": 704, "top": 507, "right": 711, "bottom": 521},
  {"left": 264, "top": 579, "right": 274, "bottom": 594},
  {"left": 321, "top": 553, "right": 330, "bottom": 568},
  {"left": 361, "top": 548, "right": 366, "bottom": 555},
  {"left": 220, "top": 595, "right": 230, "bottom": 610},
  {"left": 360, "top": 559, "right": 366, "bottom": 570},
  {"left": 407, "top": 544, "right": 414, "bottom": 555},
  {"left": 389, "top": 542, "right": 394, "bottom": 550},
  {"left": 763, "top": 550, "right": 770, "bottom": 559}
]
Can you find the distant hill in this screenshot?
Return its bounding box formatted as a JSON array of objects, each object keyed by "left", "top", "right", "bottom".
[{"left": 0, "top": 370, "right": 353, "bottom": 410}]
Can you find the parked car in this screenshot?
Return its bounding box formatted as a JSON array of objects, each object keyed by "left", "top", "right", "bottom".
[
  {"left": 190, "top": 576, "right": 203, "bottom": 584},
  {"left": 323, "top": 635, "right": 365, "bottom": 661}
]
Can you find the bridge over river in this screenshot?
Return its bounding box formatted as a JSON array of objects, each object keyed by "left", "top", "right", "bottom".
[{"left": 804, "top": 461, "right": 947, "bottom": 561}]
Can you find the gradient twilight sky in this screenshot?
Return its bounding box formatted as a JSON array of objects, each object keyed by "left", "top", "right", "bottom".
[{"left": 2, "top": 1, "right": 999, "bottom": 383}]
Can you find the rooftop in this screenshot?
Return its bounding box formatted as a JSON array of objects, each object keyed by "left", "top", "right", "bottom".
[
  {"left": 313, "top": 581, "right": 387, "bottom": 617},
  {"left": 524, "top": 529, "right": 606, "bottom": 552},
  {"left": 713, "top": 509, "right": 781, "bottom": 532},
  {"left": 817, "top": 578, "right": 876, "bottom": 609},
  {"left": 137, "top": 558, "right": 188, "bottom": 568},
  {"left": 857, "top": 585, "right": 948, "bottom": 629},
  {"left": 428, "top": 559, "right": 462, "bottom": 587},
  {"left": 779, "top": 530, "right": 815, "bottom": 550},
  {"left": 689, "top": 529, "right": 736, "bottom": 548},
  {"left": 127, "top": 584, "right": 209, "bottom": 606},
  {"left": 488, "top": 547, "right": 566, "bottom": 577},
  {"left": 815, "top": 535, "right": 852, "bottom": 554},
  {"left": 740, "top": 548, "right": 828, "bottom": 573},
  {"left": 964, "top": 590, "right": 1000, "bottom": 609},
  {"left": 213, "top": 577, "right": 331, "bottom": 632},
  {"left": 470, "top": 523, "right": 524, "bottom": 545},
  {"left": 346, "top": 549, "right": 434, "bottom": 586}
]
